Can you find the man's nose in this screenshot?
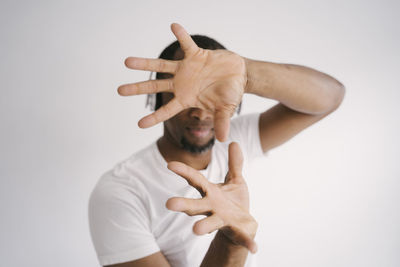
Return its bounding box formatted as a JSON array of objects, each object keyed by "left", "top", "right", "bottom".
[{"left": 188, "top": 108, "right": 213, "bottom": 121}]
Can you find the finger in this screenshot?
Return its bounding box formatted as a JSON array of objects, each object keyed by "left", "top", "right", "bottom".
[
  {"left": 227, "top": 142, "right": 244, "bottom": 180},
  {"left": 214, "top": 109, "right": 231, "bottom": 142},
  {"left": 167, "top": 161, "right": 209, "bottom": 196},
  {"left": 242, "top": 235, "right": 258, "bottom": 254},
  {"left": 223, "top": 226, "right": 258, "bottom": 254},
  {"left": 117, "top": 79, "right": 173, "bottom": 96},
  {"left": 138, "top": 98, "right": 183, "bottom": 128},
  {"left": 193, "top": 214, "right": 224, "bottom": 235},
  {"left": 248, "top": 240, "right": 258, "bottom": 254},
  {"left": 170, "top": 23, "right": 199, "bottom": 57},
  {"left": 166, "top": 197, "right": 210, "bottom": 216},
  {"left": 238, "top": 232, "right": 258, "bottom": 254},
  {"left": 125, "top": 57, "right": 178, "bottom": 73}
]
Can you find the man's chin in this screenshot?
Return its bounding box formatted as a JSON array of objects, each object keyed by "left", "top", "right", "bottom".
[{"left": 180, "top": 136, "right": 215, "bottom": 154}]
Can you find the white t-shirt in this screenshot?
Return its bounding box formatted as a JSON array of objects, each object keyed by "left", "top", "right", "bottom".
[{"left": 89, "top": 113, "right": 263, "bottom": 267}]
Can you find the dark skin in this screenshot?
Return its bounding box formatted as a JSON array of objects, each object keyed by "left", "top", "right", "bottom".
[
  {"left": 112, "top": 23, "right": 345, "bottom": 267},
  {"left": 156, "top": 47, "right": 215, "bottom": 170},
  {"left": 157, "top": 92, "right": 215, "bottom": 170}
]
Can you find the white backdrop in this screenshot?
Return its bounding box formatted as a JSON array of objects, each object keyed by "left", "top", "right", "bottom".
[{"left": 1, "top": 0, "right": 399, "bottom": 266}]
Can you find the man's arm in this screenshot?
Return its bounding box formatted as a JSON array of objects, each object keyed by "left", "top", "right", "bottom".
[
  {"left": 118, "top": 23, "right": 344, "bottom": 145},
  {"left": 104, "top": 252, "right": 170, "bottom": 267},
  {"left": 167, "top": 142, "right": 257, "bottom": 267},
  {"left": 105, "top": 233, "right": 251, "bottom": 267},
  {"left": 105, "top": 234, "right": 252, "bottom": 267},
  {"left": 105, "top": 143, "right": 257, "bottom": 267},
  {"left": 200, "top": 231, "right": 253, "bottom": 267},
  {"left": 105, "top": 232, "right": 252, "bottom": 267},
  {"left": 244, "top": 59, "right": 345, "bottom": 153}
]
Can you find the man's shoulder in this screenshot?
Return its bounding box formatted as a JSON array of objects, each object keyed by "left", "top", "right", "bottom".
[
  {"left": 230, "top": 112, "right": 260, "bottom": 128},
  {"left": 112, "top": 141, "right": 160, "bottom": 175},
  {"left": 89, "top": 142, "right": 160, "bottom": 202},
  {"left": 227, "top": 112, "right": 260, "bottom": 140},
  {"left": 227, "top": 112, "right": 264, "bottom": 160},
  {"left": 125, "top": 141, "right": 159, "bottom": 166}
]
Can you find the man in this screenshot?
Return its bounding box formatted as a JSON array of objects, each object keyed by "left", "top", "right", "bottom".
[{"left": 88, "top": 23, "right": 345, "bottom": 267}]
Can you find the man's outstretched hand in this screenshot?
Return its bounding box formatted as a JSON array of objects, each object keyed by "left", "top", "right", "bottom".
[
  {"left": 165, "top": 142, "right": 258, "bottom": 253},
  {"left": 117, "top": 23, "right": 247, "bottom": 142}
]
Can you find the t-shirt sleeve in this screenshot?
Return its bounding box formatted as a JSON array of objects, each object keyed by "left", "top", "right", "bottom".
[
  {"left": 229, "top": 113, "right": 265, "bottom": 161},
  {"left": 88, "top": 178, "right": 159, "bottom": 266}
]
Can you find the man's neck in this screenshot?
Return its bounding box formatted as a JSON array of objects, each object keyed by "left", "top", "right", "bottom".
[{"left": 157, "top": 136, "right": 212, "bottom": 170}]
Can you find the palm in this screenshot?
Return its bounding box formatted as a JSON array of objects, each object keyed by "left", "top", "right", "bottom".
[
  {"left": 166, "top": 142, "right": 258, "bottom": 253},
  {"left": 220, "top": 175, "right": 250, "bottom": 211},
  {"left": 118, "top": 23, "right": 247, "bottom": 141},
  {"left": 174, "top": 49, "right": 245, "bottom": 109}
]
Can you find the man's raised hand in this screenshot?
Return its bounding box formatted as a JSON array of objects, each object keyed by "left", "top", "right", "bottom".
[
  {"left": 117, "top": 23, "right": 247, "bottom": 142},
  {"left": 165, "top": 142, "right": 258, "bottom": 253}
]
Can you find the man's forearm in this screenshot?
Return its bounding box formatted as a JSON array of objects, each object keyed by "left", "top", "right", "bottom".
[
  {"left": 200, "top": 231, "right": 249, "bottom": 267},
  {"left": 244, "top": 58, "right": 345, "bottom": 115}
]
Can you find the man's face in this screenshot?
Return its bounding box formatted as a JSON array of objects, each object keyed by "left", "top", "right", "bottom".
[
  {"left": 160, "top": 91, "right": 215, "bottom": 154},
  {"left": 157, "top": 48, "right": 216, "bottom": 154}
]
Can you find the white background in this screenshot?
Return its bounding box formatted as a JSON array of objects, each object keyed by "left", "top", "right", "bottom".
[{"left": 1, "top": 0, "right": 399, "bottom": 266}]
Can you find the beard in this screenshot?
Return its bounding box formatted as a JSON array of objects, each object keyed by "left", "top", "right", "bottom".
[{"left": 180, "top": 136, "right": 215, "bottom": 154}]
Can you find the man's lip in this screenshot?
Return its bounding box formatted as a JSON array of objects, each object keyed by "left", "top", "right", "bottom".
[{"left": 186, "top": 127, "right": 213, "bottom": 138}]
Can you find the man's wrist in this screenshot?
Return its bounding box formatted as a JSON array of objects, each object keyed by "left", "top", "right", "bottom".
[
  {"left": 200, "top": 230, "right": 249, "bottom": 267},
  {"left": 243, "top": 57, "right": 264, "bottom": 95},
  {"left": 216, "top": 230, "right": 244, "bottom": 250},
  {"left": 243, "top": 57, "right": 252, "bottom": 94},
  {"left": 242, "top": 57, "right": 277, "bottom": 98},
  {"left": 218, "top": 215, "right": 258, "bottom": 248}
]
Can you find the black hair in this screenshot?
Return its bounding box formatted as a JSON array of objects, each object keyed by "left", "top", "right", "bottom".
[{"left": 154, "top": 35, "right": 226, "bottom": 110}]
